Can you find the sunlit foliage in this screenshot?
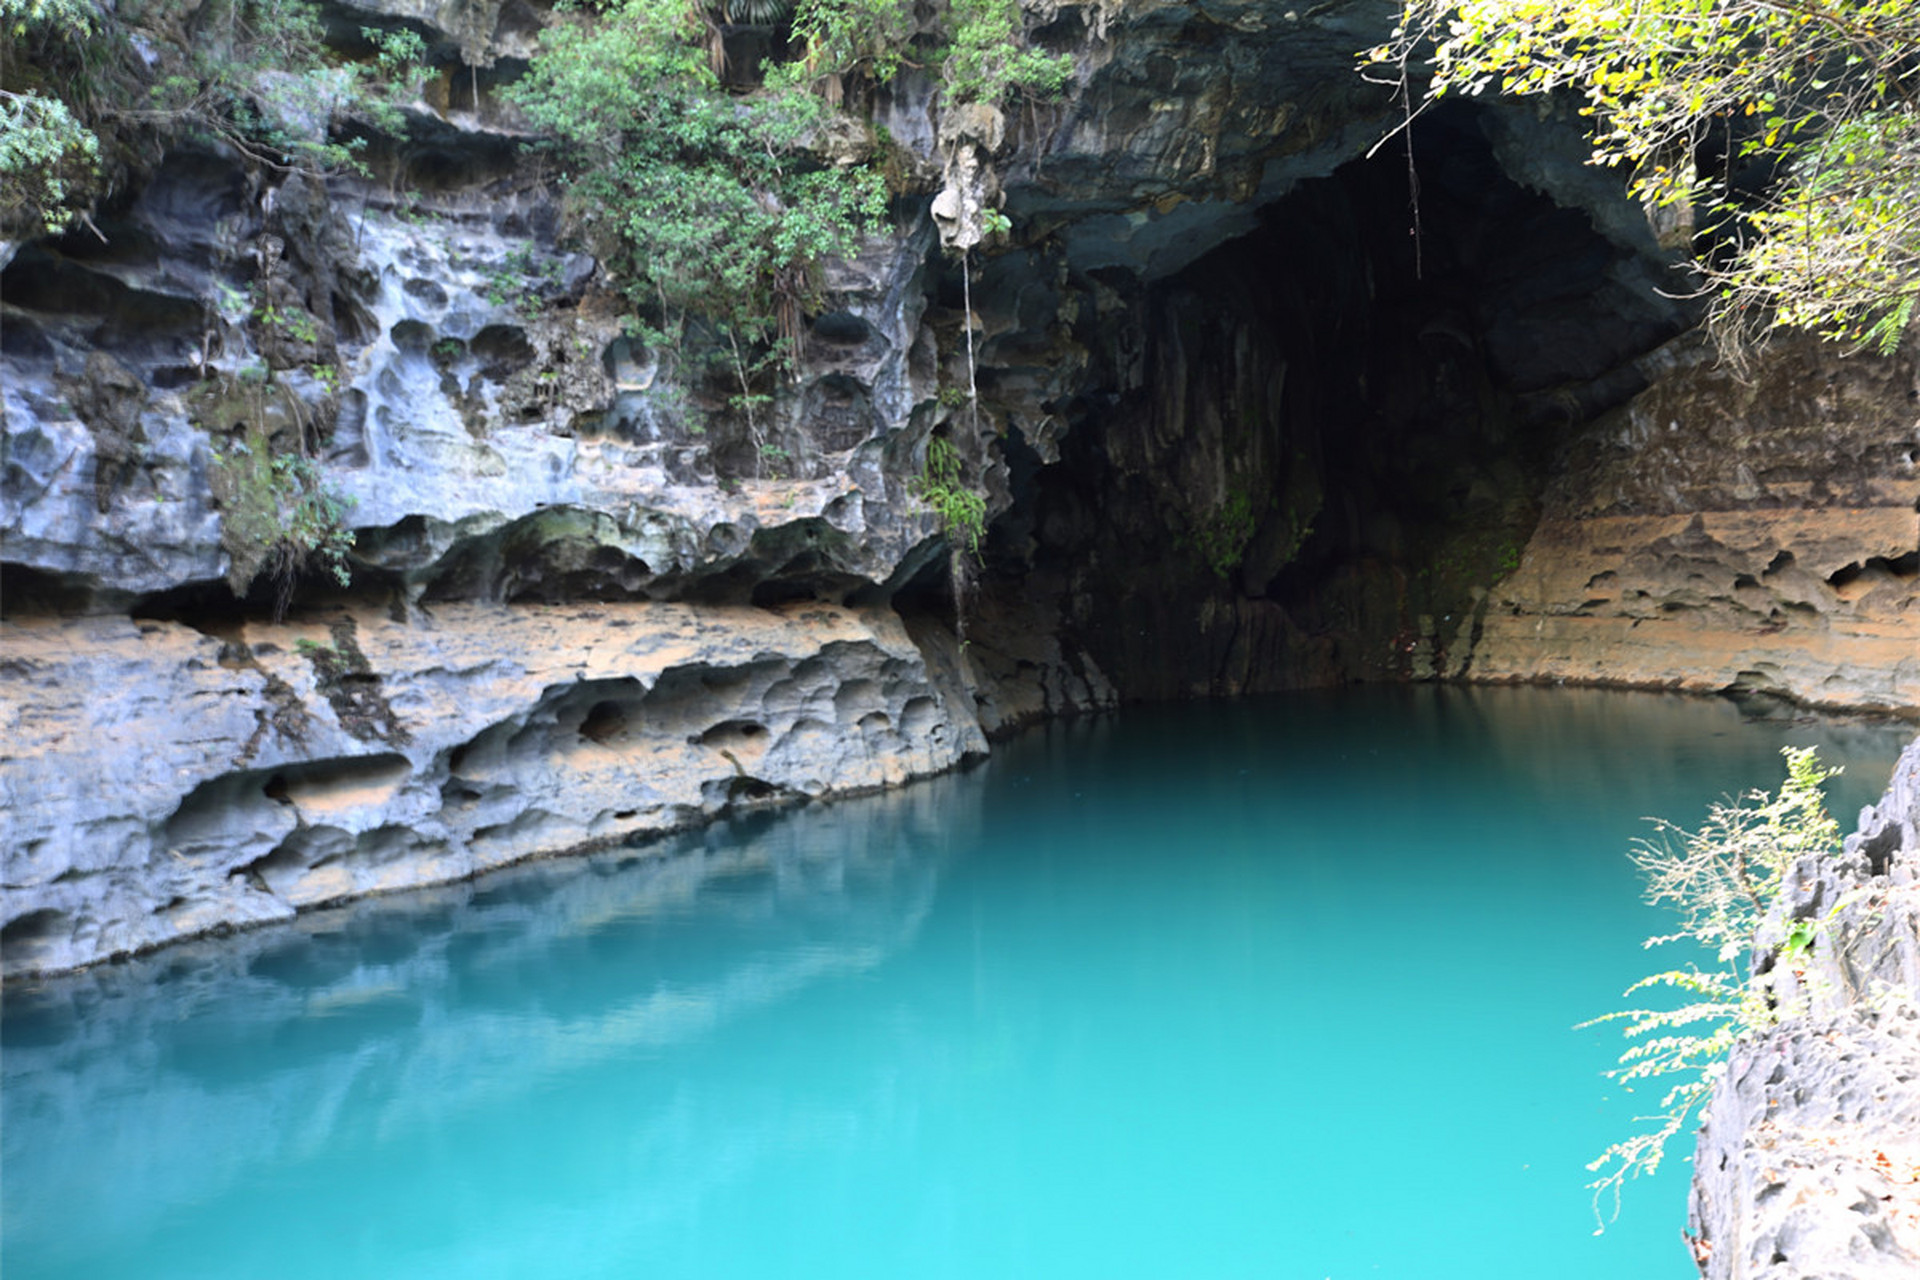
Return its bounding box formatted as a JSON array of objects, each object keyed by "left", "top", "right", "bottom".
[{"left": 1370, "top": 1, "right": 1920, "bottom": 352}]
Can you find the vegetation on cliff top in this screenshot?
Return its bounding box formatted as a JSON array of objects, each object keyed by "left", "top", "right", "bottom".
[
  {"left": 509, "top": 0, "right": 1071, "bottom": 376},
  {"left": 3, "top": 0, "right": 1065, "bottom": 572},
  {"left": 1372, "top": 0, "right": 1920, "bottom": 354},
  {"left": 2, "top": 0, "right": 1067, "bottom": 311},
  {"left": 1, "top": 0, "right": 422, "bottom": 239},
  {"left": 508, "top": 0, "right": 888, "bottom": 383}
]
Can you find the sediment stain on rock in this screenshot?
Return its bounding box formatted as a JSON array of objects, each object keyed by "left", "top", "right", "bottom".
[{"left": 0, "top": 602, "right": 985, "bottom": 976}]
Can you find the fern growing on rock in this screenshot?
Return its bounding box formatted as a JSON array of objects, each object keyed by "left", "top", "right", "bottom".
[{"left": 1582, "top": 746, "right": 1844, "bottom": 1223}]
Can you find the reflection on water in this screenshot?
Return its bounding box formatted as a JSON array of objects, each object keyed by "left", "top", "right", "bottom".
[
  {"left": 2, "top": 687, "right": 1909, "bottom": 1280},
  {"left": 3, "top": 774, "right": 969, "bottom": 1269}
]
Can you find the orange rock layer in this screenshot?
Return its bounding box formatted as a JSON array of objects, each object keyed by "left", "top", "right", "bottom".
[
  {"left": 1468, "top": 339, "right": 1920, "bottom": 717},
  {"left": 1474, "top": 508, "right": 1919, "bottom": 714}
]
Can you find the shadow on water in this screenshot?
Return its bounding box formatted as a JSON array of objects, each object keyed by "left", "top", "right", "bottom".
[{"left": 2, "top": 686, "right": 1909, "bottom": 1280}]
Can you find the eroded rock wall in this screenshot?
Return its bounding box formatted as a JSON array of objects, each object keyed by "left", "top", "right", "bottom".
[
  {"left": 0, "top": 600, "right": 982, "bottom": 975},
  {"left": 1471, "top": 339, "right": 1920, "bottom": 715},
  {"left": 0, "top": 132, "right": 1010, "bottom": 974},
  {"left": 1687, "top": 738, "right": 1920, "bottom": 1278}
]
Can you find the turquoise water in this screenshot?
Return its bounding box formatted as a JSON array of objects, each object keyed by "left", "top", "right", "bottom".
[{"left": 3, "top": 686, "right": 1910, "bottom": 1279}]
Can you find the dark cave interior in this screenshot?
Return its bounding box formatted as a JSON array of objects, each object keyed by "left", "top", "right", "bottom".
[{"left": 969, "top": 102, "right": 1695, "bottom": 698}]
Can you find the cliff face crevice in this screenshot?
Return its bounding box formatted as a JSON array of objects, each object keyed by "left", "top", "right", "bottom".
[{"left": 4, "top": 0, "right": 1917, "bottom": 977}]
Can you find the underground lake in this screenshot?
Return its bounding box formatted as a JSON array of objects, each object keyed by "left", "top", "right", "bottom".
[{"left": 2, "top": 685, "right": 1911, "bottom": 1279}]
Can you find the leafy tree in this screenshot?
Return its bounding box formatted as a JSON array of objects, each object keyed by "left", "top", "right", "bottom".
[
  {"left": 0, "top": 84, "right": 97, "bottom": 236},
  {"left": 779, "top": 0, "right": 918, "bottom": 96},
  {"left": 1, "top": 0, "right": 422, "bottom": 238},
  {"left": 513, "top": 0, "right": 1070, "bottom": 370},
  {"left": 940, "top": 0, "right": 1072, "bottom": 105},
  {"left": 510, "top": 0, "right": 889, "bottom": 380},
  {"left": 1370, "top": 0, "right": 1920, "bottom": 352},
  {"left": 1, "top": 0, "right": 102, "bottom": 235}
]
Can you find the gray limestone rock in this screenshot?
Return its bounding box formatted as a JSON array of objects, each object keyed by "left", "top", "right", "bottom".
[
  {"left": 0, "top": 602, "right": 988, "bottom": 976},
  {"left": 1688, "top": 737, "right": 1920, "bottom": 1278}
]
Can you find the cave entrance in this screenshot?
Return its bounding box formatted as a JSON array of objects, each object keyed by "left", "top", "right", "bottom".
[{"left": 984, "top": 103, "right": 1695, "bottom": 700}]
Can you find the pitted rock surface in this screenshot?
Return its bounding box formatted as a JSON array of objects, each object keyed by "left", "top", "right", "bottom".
[
  {"left": 0, "top": 602, "right": 985, "bottom": 976},
  {"left": 1688, "top": 738, "right": 1920, "bottom": 1278},
  {"left": 1473, "top": 339, "right": 1920, "bottom": 715}
]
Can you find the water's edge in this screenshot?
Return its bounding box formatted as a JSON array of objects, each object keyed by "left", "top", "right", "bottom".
[{"left": 8, "top": 676, "right": 1913, "bottom": 985}]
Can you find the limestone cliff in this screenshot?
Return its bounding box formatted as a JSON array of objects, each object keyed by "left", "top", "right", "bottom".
[
  {"left": 1475, "top": 339, "right": 1920, "bottom": 715},
  {"left": 1688, "top": 737, "right": 1920, "bottom": 1278},
  {"left": 3, "top": 0, "right": 1917, "bottom": 977},
  {"left": 0, "top": 602, "right": 981, "bottom": 973}
]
